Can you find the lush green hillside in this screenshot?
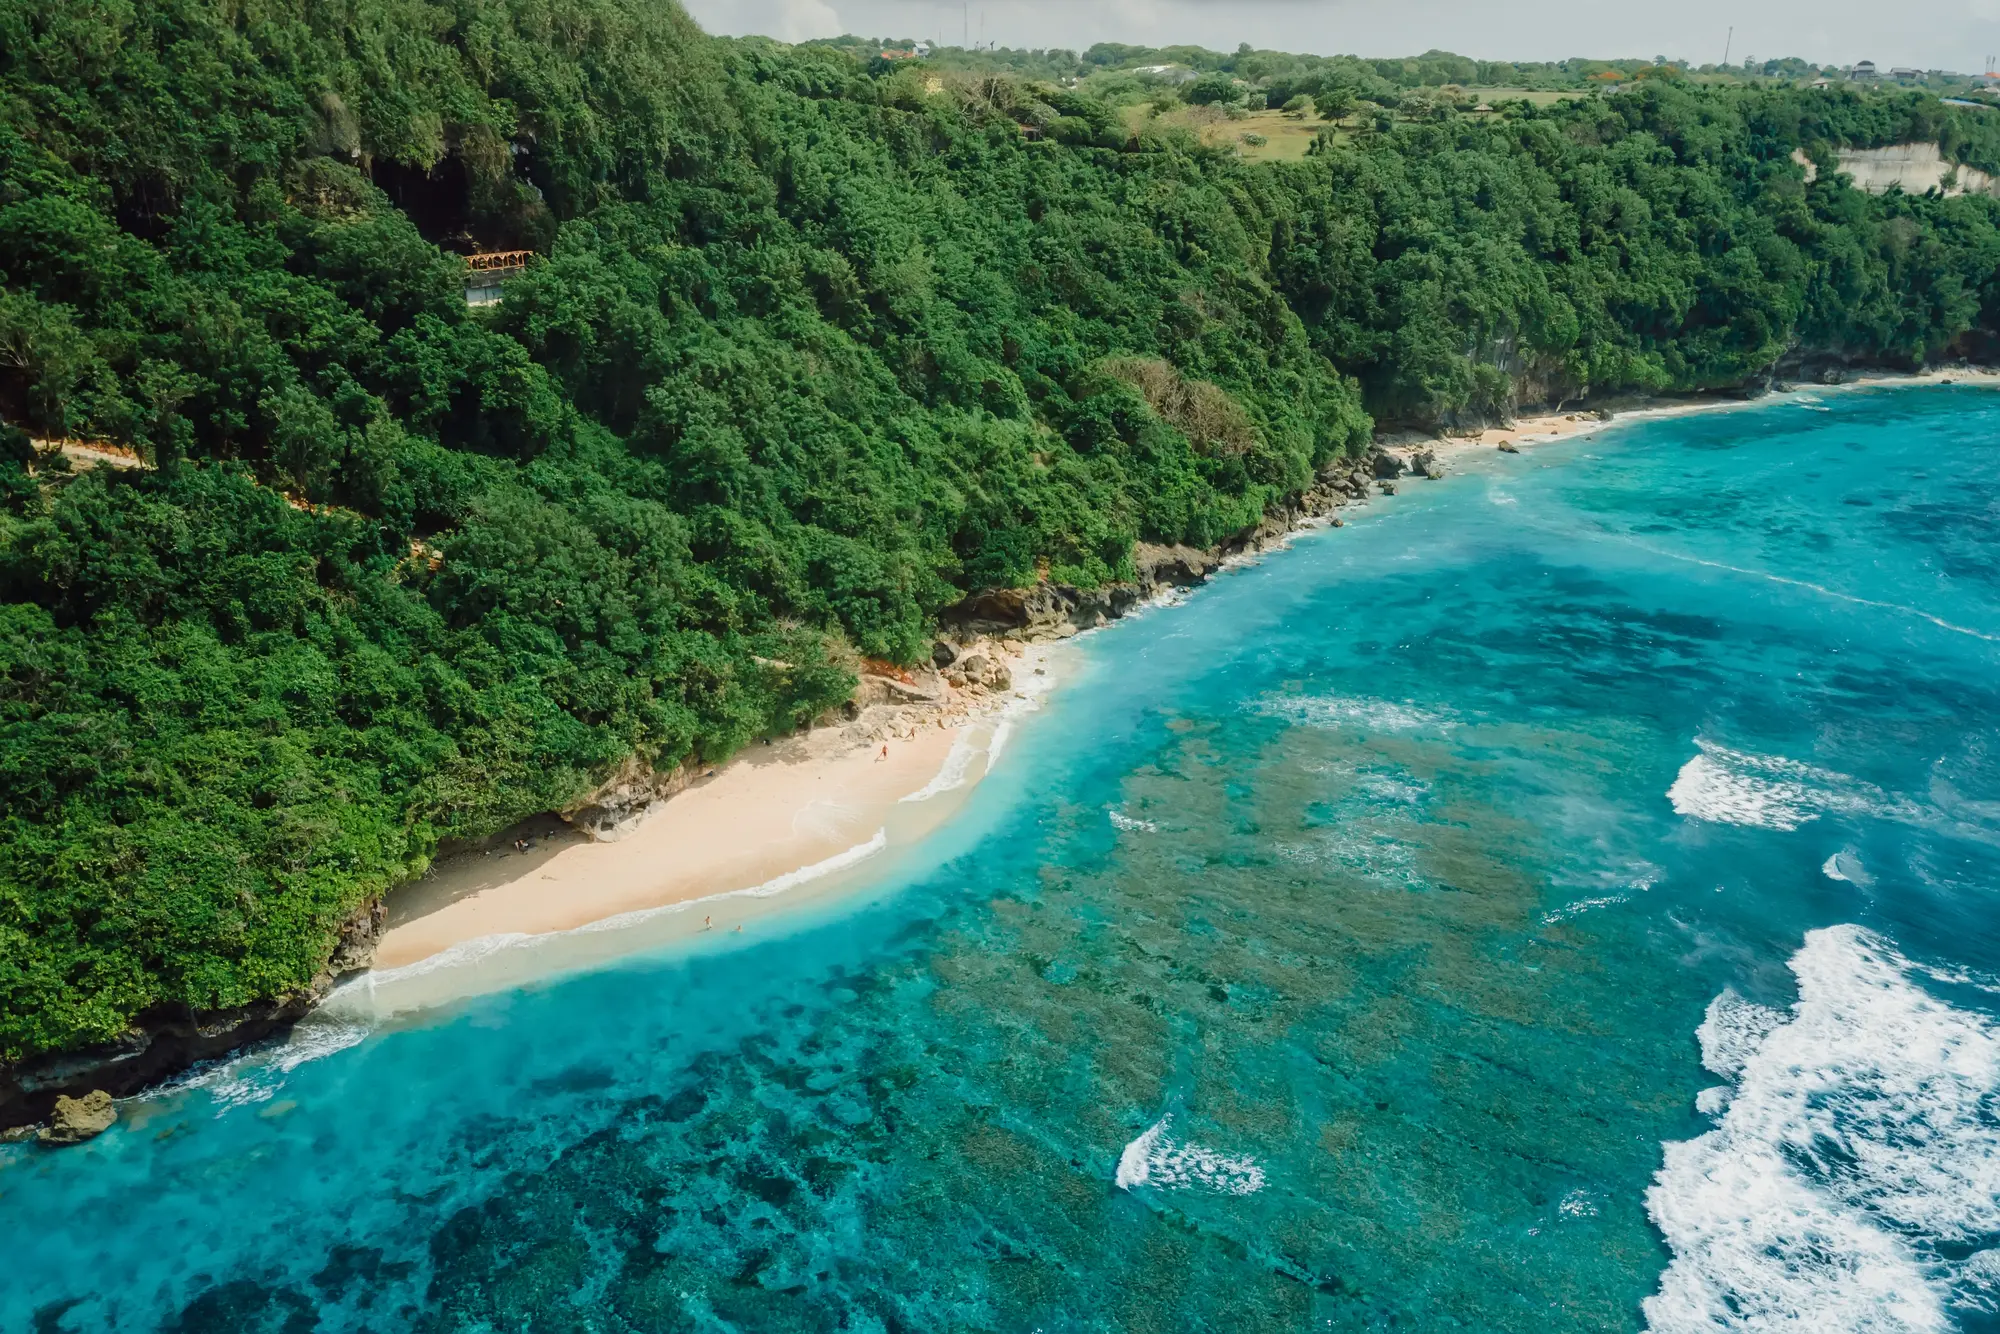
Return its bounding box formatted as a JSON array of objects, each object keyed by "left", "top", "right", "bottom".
[{"left": 3, "top": 0, "right": 2000, "bottom": 1067}]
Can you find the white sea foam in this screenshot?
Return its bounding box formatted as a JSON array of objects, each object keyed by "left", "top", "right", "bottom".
[
  {"left": 1558, "top": 1189, "right": 1602, "bottom": 1220},
  {"left": 577, "top": 827, "right": 889, "bottom": 931},
  {"left": 1539, "top": 893, "right": 1630, "bottom": 924},
  {"left": 1645, "top": 925, "right": 2000, "bottom": 1333},
  {"left": 1823, "top": 849, "right": 1874, "bottom": 886},
  {"left": 904, "top": 648, "right": 1062, "bottom": 802},
  {"left": 360, "top": 930, "right": 536, "bottom": 987},
  {"left": 1253, "top": 693, "right": 1453, "bottom": 734},
  {"left": 986, "top": 713, "right": 1018, "bottom": 767},
  {"left": 1695, "top": 1086, "right": 1733, "bottom": 1117},
  {"left": 1667, "top": 740, "right": 1905, "bottom": 831},
  {"left": 362, "top": 829, "right": 892, "bottom": 996},
  {"left": 1695, "top": 989, "right": 1786, "bottom": 1079},
  {"left": 899, "top": 727, "right": 982, "bottom": 803},
  {"left": 1115, "top": 1115, "right": 1266, "bottom": 1196},
  {"left": 166, "top": 1012, "right": 371, "bottom": 1113},
  {"left": 984, "top": 655, "right": 1061, "bottom": 771},
  {"left": 1540, "top": 861, "right": 1662, "bottom": 924},
  {"left": 1109, "top": 810, "right": 1159, "bottom": 833},
  {"left": 1355, "top": 772, "right": 1427, "bottom": 804},
  {"left": 1615, "top": 540, "right": 2000, "bottom": 644}
]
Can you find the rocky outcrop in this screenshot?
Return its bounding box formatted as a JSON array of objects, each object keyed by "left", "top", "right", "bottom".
[
  {"left": 943, "top": 652, "right": 1012, "bottom": 692},
  {"left": 0, "top": 899, "right": 383, "bottom": 1133},
  {"left": 944, "top": 454, "right": 1389, "bottom": 641},
  {"left": 38, "top": 1090, "right": 115, "bottom": 1146},
  {"left": 947, "top": 582, "right": 1145, "bottom": 639},
  {"left": 561, "top": 756, "right": 695, "bottom": 842}
]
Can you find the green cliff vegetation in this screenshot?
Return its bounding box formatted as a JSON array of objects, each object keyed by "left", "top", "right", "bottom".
[{"left": 3, "top": 0, "right": 2000, "bottom": 1065}]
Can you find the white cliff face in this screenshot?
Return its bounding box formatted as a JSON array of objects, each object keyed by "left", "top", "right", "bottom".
[{"left": 1793, "top": 143, "right": 2000, "bottom": 197}]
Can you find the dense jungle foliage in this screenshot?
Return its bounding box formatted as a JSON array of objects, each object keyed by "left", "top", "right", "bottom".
[{"left": 4, "top": 0, "right": 2000, "bottom": 1063}]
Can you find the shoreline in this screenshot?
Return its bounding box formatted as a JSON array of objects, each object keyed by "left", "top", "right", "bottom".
[
  {"left": 356, "top": 364, "right": 2000, "bottom": 996},
  {"left": 348, "top": 637, "right": 1066, "bottom": 1012},
  {"left": 1381, "top": 365, "right": 2000, "bottom": 468},
  {"left": 5, "top": 368, "right": 1991, "bottom": 1133}
]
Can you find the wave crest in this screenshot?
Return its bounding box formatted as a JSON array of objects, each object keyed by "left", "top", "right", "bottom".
[
  {"left": 1645, "top": 925, "right": 2000, "bottom": 1333},
  {"left": 1116, "top": 1115, "right": 1266, "bottom": 1196},
  {"left": 1667, "top": 741, "right": 1906, "bottom": 831}
]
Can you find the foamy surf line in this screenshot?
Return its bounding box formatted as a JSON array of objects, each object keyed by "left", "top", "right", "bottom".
[
  {"left": 900, "top": 726, "right": 982, "bottom": 802},
  {"left": 1644, "top": 925, "right": 2000, "bottom": 1333},
  {"left": 1617, "top": 539, "right": 2000, "bottom": 644},
  {"left": 157, "top": 1011, "right": 372, "bottom": 1115},
  {"left": 1116, "top": 1115, "right": 1266, "bottom": 1197},
  {"left": 1668, "top": 739, "right": 1920, "bottom": 832},
  {"left": 364, "top": 829, "right": 890, "bottom": 988},
  {"left": 904, "top": 644, "right": 1064, "bottom": 802}
]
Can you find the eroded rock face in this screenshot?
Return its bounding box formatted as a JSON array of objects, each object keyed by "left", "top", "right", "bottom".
[
  {"left": 326, "top": 899, "right": 387, "bottom": 975},
  {"left": 0, "top": 895, "right": 389, "bottom": 1131},
  {"left": 561, "top": 756, "right": 693, "bottom": 842},
  {"left": 38, "top": 1089, "right": 115, "bottom": 1145},
  {"left": 1131, "top": 542, "right": 1214, "bottom": 590}
]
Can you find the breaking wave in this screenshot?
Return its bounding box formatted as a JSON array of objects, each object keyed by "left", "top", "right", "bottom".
[
  {"left": 1668, "top": 740, "right": 1912, "bottom": 832},
  {"left": 1644, "top": 925, "right": 2000, "bottom": 1333},
  {"left": 1109, "top": 809, "right": 1159, "bottom": 833},
  {"left": 1253, "top": 692, "right": 1454, "bottom": 735},
  {"left": 165, "top": 1011, "right": 371, "bottom": 1114},
  {"left": 1115, "top": 1115, "right": 1266, "bottom": 1196},
  {"left": 899, "top": 728, "right": 981, "bottom": 803}
]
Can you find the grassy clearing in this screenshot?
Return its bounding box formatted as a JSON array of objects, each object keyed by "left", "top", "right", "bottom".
[
  {"left": 1123, "top": 91, "right": 1588, "bottom": 163},
  {"left": 1465, "top": 86, "right": 1590, "bottom": 107},
  {"left": 1123, "top": 104, "right": 1337, "bottom": 161}
]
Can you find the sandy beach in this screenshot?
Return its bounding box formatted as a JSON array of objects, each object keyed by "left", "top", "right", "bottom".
[
  {"left": 375, "top": 727, "right": 956, "bottom": 968},
  {"left": 1389, "top": 365, "right": 2000, "bottom": 467},
  {"left": 369, "top": 640, "right": 1058, "bottom": 985}
]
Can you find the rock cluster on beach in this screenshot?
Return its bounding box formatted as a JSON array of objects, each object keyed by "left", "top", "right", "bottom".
[{"left": 840, "top": 636, "right": 1027, "bottom": 746}]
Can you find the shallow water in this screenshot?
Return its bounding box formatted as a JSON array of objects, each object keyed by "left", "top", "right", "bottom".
[{"left": 7, "top": 386, "right": 2000, "bottom": 1332}]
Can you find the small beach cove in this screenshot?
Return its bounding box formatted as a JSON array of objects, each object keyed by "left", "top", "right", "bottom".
[
  {"left": 353, "top": 366, "right": 2000, "bottom": 1015},
  {"left": 354, "top": 637, "right": 1066, "bottom": 1013}
]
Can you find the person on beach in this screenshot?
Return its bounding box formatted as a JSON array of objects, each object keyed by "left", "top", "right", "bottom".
[{"left": 879, "top": 743, "right": 888, "bottom": 761}]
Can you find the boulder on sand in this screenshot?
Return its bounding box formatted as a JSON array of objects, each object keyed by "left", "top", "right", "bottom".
[
  {"left": 1369, "top": 449, "right": 1406, "bottom": 480},
  {"left": 39, "top": 1089, "right": 115, "bottom": 1145}
]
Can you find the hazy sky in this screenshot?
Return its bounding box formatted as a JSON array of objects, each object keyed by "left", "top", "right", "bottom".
[{"left": 682, "top": 0, "right": 2000, "bottom": 75}]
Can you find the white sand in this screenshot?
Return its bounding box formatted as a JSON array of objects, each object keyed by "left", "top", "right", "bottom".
[
  {"left": 373, "top": 726, "right": 961, "bottom": 967},
  {"left": 1383, "top": 366, "right": 2000, "bottom": 470},
  {"left": 368, "top": 642, "right": 1060, "bottom": 991}
]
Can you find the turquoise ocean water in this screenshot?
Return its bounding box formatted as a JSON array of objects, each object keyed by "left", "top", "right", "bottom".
[{"left": 7, "top": 385, "right": 2000, "bottom": 1332}]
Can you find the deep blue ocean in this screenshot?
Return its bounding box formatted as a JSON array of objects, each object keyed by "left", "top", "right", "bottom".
[{"left": 7, "top": 385, "right": 2000, "bottom": 1333}]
